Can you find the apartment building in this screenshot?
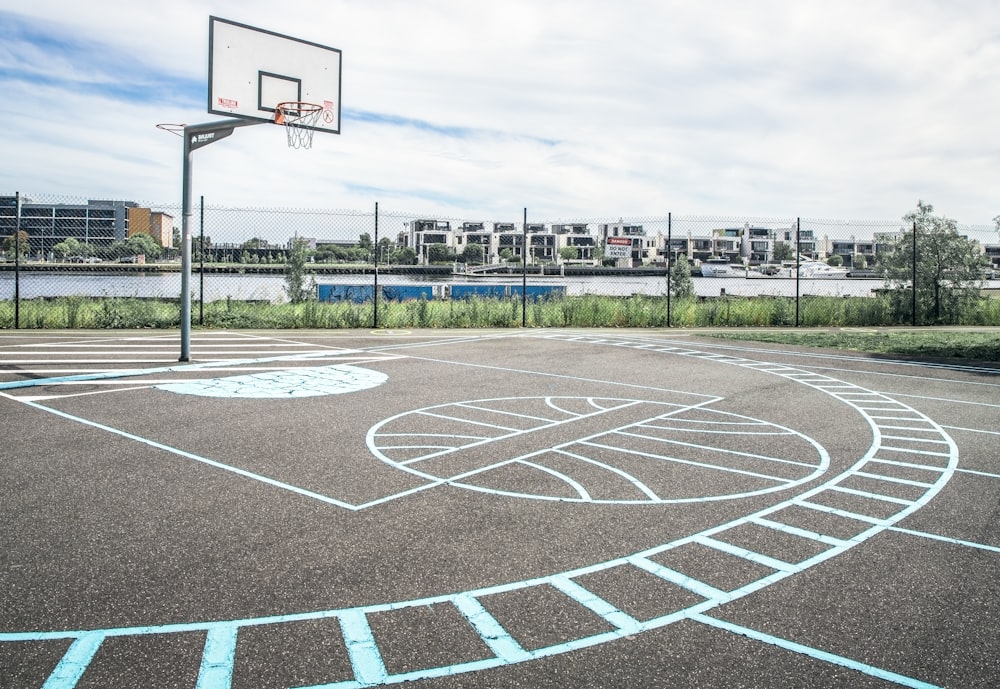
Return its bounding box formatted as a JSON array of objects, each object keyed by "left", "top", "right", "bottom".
[{"left": 1, "top": 196, "right": 137, "bottom": 258}]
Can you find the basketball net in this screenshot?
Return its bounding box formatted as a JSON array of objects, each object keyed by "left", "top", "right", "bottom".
[{"left": 275, "top": 102, "right": 324, "bottom": 149}]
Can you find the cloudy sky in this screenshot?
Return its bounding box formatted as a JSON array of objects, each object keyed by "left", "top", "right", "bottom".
[{"left": 2, "top": 0, "right": 998, "bottom": 226}]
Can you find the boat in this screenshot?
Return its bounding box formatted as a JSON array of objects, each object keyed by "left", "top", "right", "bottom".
[
  {"left": 798, "top": 261, "right": 849, "bottom": 279},
  {"left": 699, "top": 258, "right": 737, "bottom": 277}
]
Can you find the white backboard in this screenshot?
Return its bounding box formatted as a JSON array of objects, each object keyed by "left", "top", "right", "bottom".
[{"left": 208, "top": 16, "right": 341, "bottom": 134}]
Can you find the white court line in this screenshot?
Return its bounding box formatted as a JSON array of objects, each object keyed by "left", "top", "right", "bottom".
[{"left": 943, "top": 425, "right": 1000, "bottom": 436}]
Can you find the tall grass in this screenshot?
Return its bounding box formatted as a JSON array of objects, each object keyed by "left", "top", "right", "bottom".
[{"left": 1, "top": 293, "right": 997, "bottom": 330}]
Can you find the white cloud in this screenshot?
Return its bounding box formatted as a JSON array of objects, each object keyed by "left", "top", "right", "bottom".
[{"left": 1, "top": 0, "right": 998, "bottom": 228}]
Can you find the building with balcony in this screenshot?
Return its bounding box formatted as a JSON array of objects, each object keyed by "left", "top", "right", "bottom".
[
  {"left": 401, "top": 219, "right": 453, "bottom": 264},
  {"left": 598, "top": 223, "right": 653, "bottom": 265}
]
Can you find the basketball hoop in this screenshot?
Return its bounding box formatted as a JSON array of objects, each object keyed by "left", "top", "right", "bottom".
[{"left": 274, "top": 102, "right": 323, "bottom": 149}]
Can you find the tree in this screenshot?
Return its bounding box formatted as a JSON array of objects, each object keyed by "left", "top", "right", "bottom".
[
  {"left": 826, "top": 254, "right": 843, "bottom": 267},
  {"left": 125, "top": 233, "right": 163, "bottom": 259},
  {"left": 426, "top": 243, "right": 453, "bottom": 263},
  {"left": 284, "top": 237, "right": 314, "bottom": 304},
  {"left": 773, "top": 241, "right": 795, "bottom": 262},
  {"left": 393, "top": 247, "right": 417, "bottom": 265},
  {"left": 853, "top": 254, "right": 867, "bottom": 269},
  {"left": 377, "top": 237, "right": 393, "bottom": 264},
  {"left": 2, "top": 231, "right": 30, "bottom": 258},
  {"left": 459, "top": 244, "right": 487, "bottom": 264},
  {"left": 881, "top": 201, "right": 987, "bottom": 324},
  {"left": 669, "top": 257, "right": 695, "bottom": 298},
  {"left": 559, "top": 246, "right": 579, "bottom": 262},
  {"left": 53, "top": 237, "right": 81, "bottom": 260},
  {"left": 358, "top": 233, "right": 373, "bottom": 251}
]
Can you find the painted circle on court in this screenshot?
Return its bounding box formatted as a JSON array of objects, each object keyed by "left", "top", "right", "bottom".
[
  {"left": 367, "top": 396, "right": 829, "bottom": 504},
  {"left": 155, "top": 364, "right": 387, "bottom": 398}
]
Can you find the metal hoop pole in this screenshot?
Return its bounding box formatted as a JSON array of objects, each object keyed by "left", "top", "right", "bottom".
[{"left": 178, "top": 119, "right": 259, "bottom": 361}]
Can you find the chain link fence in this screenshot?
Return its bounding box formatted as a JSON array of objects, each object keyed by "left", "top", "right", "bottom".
[{"left": 2, "top": 192, "right": 998, "bottom": 329}]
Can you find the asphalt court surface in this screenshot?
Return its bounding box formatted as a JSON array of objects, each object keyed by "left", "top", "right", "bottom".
[{"left": 0, "top": 328, "right": 997, "bottom": 688}]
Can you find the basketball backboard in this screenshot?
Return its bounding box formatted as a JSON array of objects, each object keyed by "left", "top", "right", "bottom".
[{"left": 208, "top": 16, "right": 341, "bottom": 134}]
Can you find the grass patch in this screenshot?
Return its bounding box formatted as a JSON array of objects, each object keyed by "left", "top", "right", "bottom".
[
  {"left": 702, "top": 329, "right": 1000, "bottom": 362},
  {"left": 1, "top": 295, "right": 997, "bottom": 362}
]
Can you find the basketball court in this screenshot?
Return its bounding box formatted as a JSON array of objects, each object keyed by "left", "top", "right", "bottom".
[
  {"left": 0, "top": 328, "right": 997, "bottom": 688},
  {"left": 3, "top": 15, "right": 998, "bottom": 689}
]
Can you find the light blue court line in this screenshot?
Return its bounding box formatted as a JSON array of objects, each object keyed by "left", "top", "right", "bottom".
[
  {"left": 639, "top": 423, "right": 796, "bottom": 436},
  {"left": 625, "top": 555, "right": 731, "bottom": 602},
  {"left": 375, "top": 432, "right": 487, "bottom": 441},
  {"left": 794, "top": 500, "right": 894, "bottom": 527},
  {"left": 517, "top": 460, "right": 592, "bottom": 500},
  {"left": 155, "top": 365, "right": 388, "bottom": 398},
  {"left": 879, "top": 425, "right": 951, "bottom": 435},
  {"left": 549, "top": 575, "right": 641, "bottom": 634},
  {"left": 878, "top": 445, "right": 951, "bottom": 458},
  {"left": 956, "top": 467, "right": 1000, "bottom": 479},
  {"left": 386, "top": 397, "right": 711, "bottom": 476},
  {"left": 40, "top": 633, "right": 104, "bottom": 689},
  {"left": 414, "top": 410, "right": 521, "bottom": 433},
  {"left": 689, "top": 614, "right": 942, "bottom": 689},
  {"left": 453, "top": 594, "right": 532, "bottom": 663},
  {"left": 693, "top": 535, "right": 799, "bottom": 573},
  {"left": 195, "top": 626, "right": 238, "bottom": 689},
  {"left": 878, "top": 392, "right": 1000, "bottom": 409},
  {"left": 10, "top": 397, "right": 362, "bottom": 511},
  {"left": 6, "top": 334, "right": 966, "bottom": 688},
  {"left": 605, "top": 430, "right": 822, "bottom": 469},
  {"left": 944, "top": 424, "right": 1000, "bottom": 436},
  {"left": 888, "top": 527, "right": 1000, "bottom": 553},
  {"left": 338, "top": 610, "right": 388, "bottom": 686},
  {"left": 868, "top": 458, "right": 948, "bottom": 474},
  {"left": 453, "top": 401, "right": 559, "bottom": 423},
  {"left": 554, "top": 449, "right": 661, "bottom": 501},
  {"left": 827, "top": 485, "right": 915, "bottom": 506},
  {"left": 880, "top": 434, "right": 950, "bottom": 446},
  {"left": 582, "top": 438, "right": 799, "bottom": 485},
  {"left": 852, "top": 471, "right": 935, "bottom": 489},
  {"left": 749, "top": 516, "right": 852, "bottom": 549},
  {"left": 621, "top": 333, "right": 998, "bottom": 377},
  {"left": 385, "top": 352, "right": 725, "bottom": 402},
  {"left": 0, "top": 349, "right": 378, "bottom": 391}
]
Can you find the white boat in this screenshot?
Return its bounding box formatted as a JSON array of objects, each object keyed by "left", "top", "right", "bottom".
[
  {"left": 699, "top": 258, "right": 737, "bottom": 277},
  {"left": 798, "top": 261, "right": 849, "bottom": 279}
]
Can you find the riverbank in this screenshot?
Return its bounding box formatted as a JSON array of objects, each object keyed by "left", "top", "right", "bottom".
[{"left": 5, "top": 292, "right": 1000, "bottom": 331}]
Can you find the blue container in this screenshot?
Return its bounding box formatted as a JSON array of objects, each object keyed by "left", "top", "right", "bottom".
[
  {"left": 450, "top": 284, "right": 509, "bottom": 300},
  {"left": 381, "top": 285, "right": 435, "bottom": 302},
  {"left": 510, "top": 285, "right": 566, "bottom": 301},
  {"left": 317, "top": 284, "right": 375, "bottom": 303}
]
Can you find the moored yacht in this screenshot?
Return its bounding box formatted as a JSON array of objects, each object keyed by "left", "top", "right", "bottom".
[{"left": 699, "top": 258, "right": 737, "bottom": 277}]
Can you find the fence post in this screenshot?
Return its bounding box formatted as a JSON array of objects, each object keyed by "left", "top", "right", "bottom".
[
  {"left": 910, "top": 220, "right": 917, "bottom": 326},
  {"left": 794, "top": 217, "right": 801, "bottom": 327},
  {"left": 199, "top": 195, "right": 205, "bottom": 326},
  {"left": 522, "top": 207, "right": 527, "bottom": 327},
  {"left": 666, "top": 212, "right": 672, "bottom": 328},
  {"left": 373, "top": 201, "right": 380, "bottom": 329},
  {"left": 13, "top": 191, "right": 20, "bottom": 329}
]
